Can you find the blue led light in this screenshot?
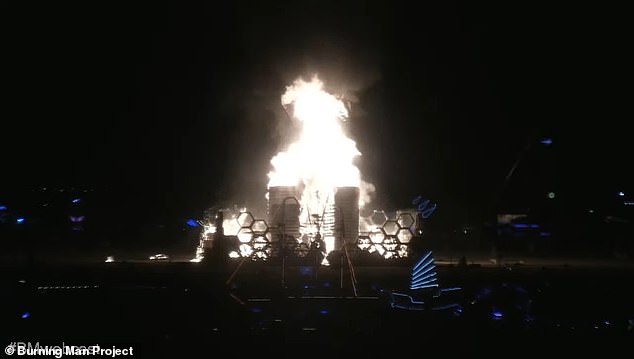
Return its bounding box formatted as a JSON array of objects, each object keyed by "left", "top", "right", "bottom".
[
  {"left": 186, "top": 219, "right": 200, "bottom": 227},
  {"left": 410, "top": 284, "right": 439, "bottom": 290},
  {"left": 412, "top": 275, "right": 437, "bottom": 286},
  {"left": 300, "top": 266, "right": 313, "bottom": 276},
  {"left": 432, "top": 303, "right": 461, "bottom": 311},
  {"left": 319, "top": 309, "right": 328, "bottom": 315},
  {"left": 413, "top": 253, "right": 434, "bottom": 269},
  {"left": 420, "top": 204, "right": 437, "bottom": 219},
  {"left": 21, "top": 312, "right": 30, "bottom": 319},
  {"left": 416, "top": 199, "right": 430, "bottom": 211},
  {"left": 412, "top": 197, "right": 437, "bottom": 218},
  {"left": 411, "top": 279, "right": 438, "bottom": 289},
  {"left": 69, "top": 215, "right": 85, "bottom": 223},
  {"left": 412, "top": 260, "right": 435, "bottom": 277},
  {"left": 412, "top": 266, "right": 436, "bottom": 281},
  {"left": 411, "top": 251, "right": 439, "bottom": 290},
  {"left": 409, "top": 284, "right": 438, "bottom": 290},
  {"left": 540, "top": 138, "right": 553, "bottom": 145},
  {"left": 391, "top": 292, "right": 425, "bottom": 305},
  {"left": 71, "top": 198, "right": 81, "bottom": 203},
  {"left": 411, "top": 272, "right": 437, "bottom": 286},
  {"left": 412, "top": 251, "right": 433, "bottom": 272},
  {"left": 492, "top": 311, "right": 504, "bottom": 319},
  {"left": 0, "top": 205, "right": 7, "bottom": 211},
  {"left": 16, "top": 218, "right": 25, "bottom": 224},
  {"left": 441, "top": 287, "right": 462, "bottom": 292}
]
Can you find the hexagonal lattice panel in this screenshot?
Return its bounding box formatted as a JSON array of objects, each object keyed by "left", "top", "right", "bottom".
[
  {"left": 370, "top": 210, "right": 387, "bottom": 227},
  {"left": 251, "top": 219, "right": 268, "bottom": 233},
  {"left": 239, "top": 243, "right": 253, "bottom": 257},
  {"left": 382, "top": 237, "right": 399, "bottom": 251},
  {"left": 397, "top": 228, "right": 413, "bottom": 243},
  {"left": 223, "top": 213, "right": 275, "bottom": 261},
  {"left": 397, "top": 213, "right": 415, "bottom": 229},
  {"left": 397, "top": 245, "right": 409, "bottom": 258},
  {"left": 252, "top": 234, "right": 271, "bottom": 250},
  {"left": 251, "top": 236, "right": 271, "bottom": 260},
  {"left": 357, "top": 236, "right": 371, "bottom": 250},
  {"left": 382, "top": 220, "right": 399, "bottom": 236},
  {"left": 252, "top": 251, "right": 269, "bottom": 260},
  {"left": 358, "top": 217, "right": 411, "bottom": 258},
  {"left": 237, "top": 212, "right": 255, "bottom": 228},
  {"left": 237, "top": 228, "right": 253, "bottom": 243},
  {"left": 369, "top": 231, "right": 385, "bottom": 244}
]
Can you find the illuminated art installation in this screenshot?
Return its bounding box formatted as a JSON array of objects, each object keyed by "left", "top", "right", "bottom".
[{"left": 192, "top": 76, "right": 426, "bottom": 263}]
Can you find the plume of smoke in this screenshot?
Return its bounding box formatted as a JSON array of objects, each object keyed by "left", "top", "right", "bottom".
[{"left": 359, "top": 180, "right": 376, "bottom": 208}]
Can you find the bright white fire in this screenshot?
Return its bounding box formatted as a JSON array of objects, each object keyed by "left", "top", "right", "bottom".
[
  {"left": 268, "top": 76, "right": 369, "bottom": 228},
  {"left": 190, "top": 76, "right": 413, "bottom": 263}
]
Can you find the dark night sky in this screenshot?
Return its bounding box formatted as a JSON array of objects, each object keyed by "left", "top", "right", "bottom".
[{"left": 2, "top": 1, "right": 631, "bottom": 229}]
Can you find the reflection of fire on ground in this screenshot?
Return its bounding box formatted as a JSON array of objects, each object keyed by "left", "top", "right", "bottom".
[{"left": 192, "top": 76, "right": 422, "bottom": 263}]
